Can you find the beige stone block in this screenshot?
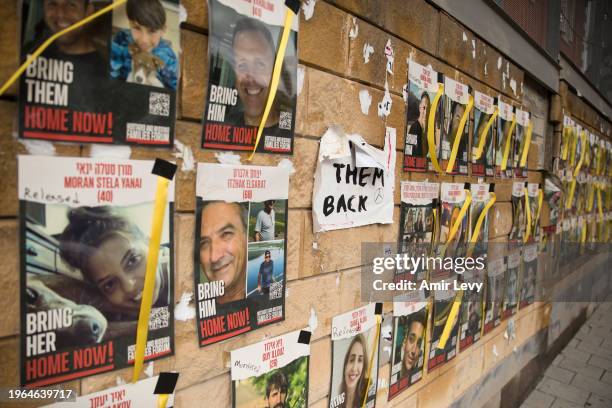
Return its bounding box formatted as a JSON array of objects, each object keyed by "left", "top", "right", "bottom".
[
  {"left": 437, "top": 14, "right": 479, "bottom": 79},
  {"left": 309, "top": 336, "right": 332, "bottom": 402},
  {"left": 0, "top": 0, "right": 19, "bottom": 97},
  {"left": 383, "top": 0, "right": 440, "bottom": 55},
  {"left": 299, "top": 2, "right": 350, "bottom": 75},
  {"left": 174, "top": 373, "right": 231, "bottom": 408},
  {"left": 0, "top": 220, "right": 19, "bottom": 338},
  {"left": 181, "top": 0, "right": 208, "bottom": 29},
  {"left": 179, "top": 31, "right": 208, "bottom": 121},
  {"left": 488, "top": 202, "right": 512, "bottom": 239}
]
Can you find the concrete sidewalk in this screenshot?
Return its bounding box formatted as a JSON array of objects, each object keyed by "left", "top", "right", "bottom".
[{"left": 522, "top": 302, "right": 612, "bottom": 408}]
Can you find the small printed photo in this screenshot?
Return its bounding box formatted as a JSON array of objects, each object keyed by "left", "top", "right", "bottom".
[
  {"left": 234, "top": 356, "right": 309, "bottom": 408},
  {"left": 392, "top": 311, "right": 426, "bottom": 380},
  {"left": 197, "top": 200, "right": 249, "bottom": 304},
  {"left": 248, "top": 199, "right": 287, "bottom": 243},
  {"left": 246, "top": 240, "right": 285, "bottom": 299},
  {"left": 110, "top": 0, "right": 180, "bottom": 89}
]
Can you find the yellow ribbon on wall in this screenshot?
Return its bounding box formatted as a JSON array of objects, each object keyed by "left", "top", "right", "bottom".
[
  {"left": 500, "top": 116, "right": 517, "bottom": 171},
  {"left": 569, "top": 130, "right": 578, "bottom": 167},
  {"left": 519, "top": 121, "right": 533, "bottom": 168},
  {"left": 573, "top": 131, "right": 587, "bottom": 178},
  {"left": 158, "top": 395, "right": 169, "bottom": 408},
  {"left": 437, "top": 188, "right": 471, "bottom": 349},
  {"left": 437, "top": 290, "right": 463, "bottom": 349},
  {"left": 473, "top": 107, "right": 499, "bottom": 161},
  {"left": 523, "top": 187, "right": 532, "bottom": 243},
  {"left": 566, "top": 179, "right": 577, "bottom": 210},
  {"left": 466, "top": 192, "right": 497, "bottom": 257},
  {"left": 428, "top": 83, "right": 445, "bottom": 174},
  {"left": 446, "top": 95, "right": 474, "bottom": 173},
  {"left": 0, "top": 0, "right": 127, "bottom": 96},
  {"left": 597, "top": 186, "right": 604, "bottom": 221},
  {"left": 587, "top": 184, "right": 595, "bottom": 212},
  {"left": 535, "top": 189, "right": 543, "bottom": 228},
  {"left": 248, "top": 4, "right": 297, "bottom": 160},
  {"left": 132, "top": 160, "right": 175, "bottom": 383},
  {"left": 561, "top": 126, "right": 570, "bottom": 161},
  {"left": 361, "top": 314, "right": 381, "bottom": 408}
]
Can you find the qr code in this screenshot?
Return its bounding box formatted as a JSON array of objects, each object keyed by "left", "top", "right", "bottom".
[
  {"left": 279, "top": 111, "right": 292, "bottom": 130},
  {"left": 149, "top": 92, "right": 170, "bottom": 116},
  {"left": 148, "top": 306, "right": 169, "bottom": 330},
  {"left": 269, "top": 281, "right": 283, "bottom": 300}
]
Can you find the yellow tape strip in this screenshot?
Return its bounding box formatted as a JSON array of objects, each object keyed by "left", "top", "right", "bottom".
[
  {"left": 569, "top": 130, "right": 578, "bottom": 167},
  {"left": 446, "top": 95, "right": 474, "bottom": 173},
  {"left": 597, "top": 187, "right": 604, "bottom": 221},
  {"left": 500, "top": 117, "right": 517, "bottom": 171},
  {"left": 0, "top": 0, "right": 126, "bottom": 96},
  {"left": 523, "top": 187, "right": 531, "bottom": 243},
  {"left": 581, "top": 219, "right": 587, "bottom": 244},
  {"left": 587, "top": 184, "right": 595, "bottom": 212},
  {"left": 428, "top": 83, "right": 445, "bottom": 175},
  {"left": 158, "top": 394, "right": 169, "bottom": 408},
  {"left": 566, "top": 179, "right": 576, "bottom": 210},
  {"left": 466, "top": 192, "right": 497, "bottom": 257},
  {"left": 519, "top": 121, "right": 533, "bottom": 168},
  {"left": 446, "top": 189, "right": 472, "bottom": 245},
  {"left": 473, "top": 107, "right": 499, "bottom": 161},
  {"left": 437, "top": 290, "right": 463, "bottom": 349},
  {"left": 132, "top": 177, "right": 170, "bottom": 382},
  {"left": 573, "top": 131, "right": 587, "bottom": 178},
  {"left": 561, "top": 127, "right": 570, "bottom": 161},
  {"left": 248, "top": 7, "right": 296, "bottom": 160},
  {"left": 361, "top": 314, "right": 381, "bottom": 408},
  {"left": 535, "top": 189, "right": 543, "bottom": 228}
]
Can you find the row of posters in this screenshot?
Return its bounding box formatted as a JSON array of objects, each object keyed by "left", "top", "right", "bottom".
[
  {"left": 18, "top": 0, "right": 299, "bottom": 154},
  {"left": 403, "top": 61, "right": 532, "bottom": 178},
  {"left": 18, "top": 155, "right": 290, "bottom": 387}
]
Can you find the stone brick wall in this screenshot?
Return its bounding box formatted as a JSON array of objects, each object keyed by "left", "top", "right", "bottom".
[{"left": 0, "top": 1, "right": 610, "bottom": 407}]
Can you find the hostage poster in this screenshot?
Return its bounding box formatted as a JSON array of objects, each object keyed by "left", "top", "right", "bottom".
[
  {"left": 483, "top": 257, "right": 505, "bottom": 335},
  {"left": 458, "top": 267, "right": 484, "bottom": 352},
  {"left": 519, "top": 243, "right": 537, "bottom": 308},
  {"left": 495, "top": 100, "right": 515, "bottom": 178},
  {"left": 44, "top": 375, "right": 175, "bottom": 407},
  {"left": 19, "top": 0, "right": 180, "bottom": 146},
  {"left": 19, "top": 156, "right": 175, "bottom": 387},
  {"left": 194, "top": 163, "right": 289, "bottom": 346},
  {"left": 202, "top": 0, "right": 298, "bottom": 154},
  {"left": 388, "top": 291, "right": 428, "bottom": 400},
  {"left": 313, "top": 126, "right": 396, "bottom": 232},
  {"left": 510, "top": 182, "right": 526, "bottom": 245},
  {"left": 231, "top": 330, "right": 310, "bottom": 408},
  {"left": 471, "top": 92, "right": 496, "bottom": 177},
  {"left": 428, "top": 289, "right": 458, "bottom": 371},
  {"left": 502, "top": 250, "right": 520, "bottom": 319},
  {"left": 513, "top": 109, "right": 530, "bottom": 178},
  {"left": 439, "top": 77, "right": 470, "bottom": 175},
  {"left": 402, "top": 61, "right": 442, "bottom": 172},
  {"left": 397, "top": 181, "right": 439, "bottom": 283},
  {"left": 329, "top": 304, "right": 380, "bottom": 408}
]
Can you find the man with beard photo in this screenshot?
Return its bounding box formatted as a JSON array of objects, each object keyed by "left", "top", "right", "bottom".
[{"left": 265, "top": 371, "right": 288, "bottom": 408}]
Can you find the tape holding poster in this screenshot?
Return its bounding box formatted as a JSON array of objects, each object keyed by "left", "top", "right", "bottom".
[
  {"left": 388, "top": 291, "right": 428, "bottom": 400},
  {"left": 483, "top": 257, "right": 506, "bottom": 335},
  {"left": 312, "top": 126, "right": 396, "bottom": 232},
  {"left": 231, "top": 330, "right": 310, "bottom": 408},
  {"left": 439, "top": 77, "right": 471, "bottom": 175},
  {"left": 397, "top": 181, "right": 439, "bottom": 283},
  {"left": 202, "top": 0, "right": 298, "bottom": 154},
  {"left": 471, "top": 92, "right": 496, "bottom": 177},
  {"left": 44, "top": 375, "right": 175, "bottom": 407},
  {"left": 402, "top": 61, "right": 442, "bottom": 172},
  {"left": 19, "top": 0, "right": 180, "bottom": 146},
  {"left": 329, "top": 304, "right": 380, "bottom": 408},
  {"left": 194, "top": 163, "right": 290, "bottom": 347},
  {"left": 18, "top": 156, "right": 175, "bottom": 387}
]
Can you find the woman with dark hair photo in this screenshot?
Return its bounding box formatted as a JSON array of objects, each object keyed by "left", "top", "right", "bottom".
[
  {"left": 338, "top": 334, "right": 369, "bottom": 408},
  {"left": 58, "top": 206, "right": 170, "bottom": 318}
]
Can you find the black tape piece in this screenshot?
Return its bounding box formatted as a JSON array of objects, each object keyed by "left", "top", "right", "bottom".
[
  {"left": 285, "top": 0, "right": 300, "bottom": 14},
  {"left": 494, "top": 97, "right": 499, "bottom": 105},
  {"left": 432, "top": 198, "right": 439, "bottom": 207},
  {"left": 524, "top": 181, "right": 529, "bottom": 188},
  {"left": 468, "top": 85, "right": 473, "bottom": 94},
  {"left": 375, "top": 302, "right": 383, "bottom": 315},
  {"left": 512, "top": 106, "right": 516, "bottom": 113},
  {"left": 464, "top": 182, "right": 471, "bottom": 190},
  {"left": 298, "top": 330, "right": 312, "bottom": 345},
  {"left": 437, "top": 72, "right": 444, "bottom": 84},
  {"left": 152, "top": 159, "right": 177, "bottom": 181},
  {"left": 489, "top": 184, "right": 495, "bottom": 192},
  {"left": 154, "top": 372, "right": 180, "bottom": 394}
]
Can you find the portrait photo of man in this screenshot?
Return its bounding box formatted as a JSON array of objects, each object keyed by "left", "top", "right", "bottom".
[
  {"left": 198, "top": 200, "right": 248, "bottom": 304},
  {"left": 265, "top": 371, "right": 288, "bottom": 408},
  {"left": 255, "top": 200, "right": 276, "bottom": 242},
  {"left": 257, "top": 250, "right": 275, "bottom": 296}
]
